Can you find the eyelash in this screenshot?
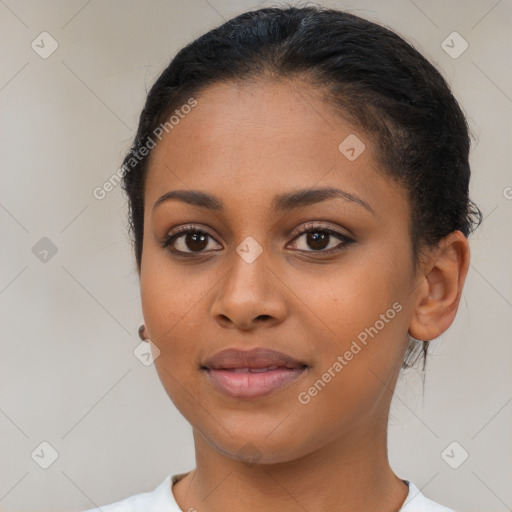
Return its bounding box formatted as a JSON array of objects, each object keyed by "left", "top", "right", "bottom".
[{"left": 161, "top": 222, "right": 354, "bottom": 257}]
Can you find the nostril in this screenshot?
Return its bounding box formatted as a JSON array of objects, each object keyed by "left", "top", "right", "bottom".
[
  {"left": 256, "top": 314, "right": 272, "bottom": 321},
  {"left": 219, "top": 314, "right": 231, "bottom": 323}
]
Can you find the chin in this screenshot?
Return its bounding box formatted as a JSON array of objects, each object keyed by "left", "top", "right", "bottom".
[{"left": 202, "top": 426, "right": 315, "bottom": 466}]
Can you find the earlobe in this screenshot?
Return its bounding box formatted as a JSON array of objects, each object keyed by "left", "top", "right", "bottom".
[
  {"left": 409, "top": 231, "right": 470, "bottom": 341},
  {"left": 138, "top": 323, "right": 150, "bottom": 342}
]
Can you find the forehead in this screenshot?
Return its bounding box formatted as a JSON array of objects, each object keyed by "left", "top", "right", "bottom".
[
  {"left": 151, "top": 79, "right": 351, "bottom": 163},
  {"left": 144, "top": 80, "right": 407, "bottom": 216}
]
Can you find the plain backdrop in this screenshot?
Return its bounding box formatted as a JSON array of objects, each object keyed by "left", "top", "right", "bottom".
[{"left": 0, "top": 1, "right": 511, "bottom": 511}]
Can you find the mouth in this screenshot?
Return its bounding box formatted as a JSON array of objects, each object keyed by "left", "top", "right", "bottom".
[{"left": 201, "top": 347, "right": 309, "bottom": 399}]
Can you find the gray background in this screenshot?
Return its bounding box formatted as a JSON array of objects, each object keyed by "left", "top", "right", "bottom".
[{"left": 0, "top": 1, "right": 510, "bottom": 511}]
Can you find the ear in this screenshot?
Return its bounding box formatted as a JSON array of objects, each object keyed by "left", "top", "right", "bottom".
[{"left": 409, "top": 231, "right": 470, "bottom": 341}]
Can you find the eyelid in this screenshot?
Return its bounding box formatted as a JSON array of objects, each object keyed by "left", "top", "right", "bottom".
[
  {"left": 289, "top": 221, "right": 353, "bottom": 240},
  {"left": 167, "top": 223, "right": 217, "bottom": 238}
]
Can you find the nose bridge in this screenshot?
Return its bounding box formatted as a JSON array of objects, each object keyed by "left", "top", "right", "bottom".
[
  {"left": 224, "top": 237, "right": 270, "bottom": 302},
  {"left": 210, "top": 236, "right": 286, "bottom": 328}
]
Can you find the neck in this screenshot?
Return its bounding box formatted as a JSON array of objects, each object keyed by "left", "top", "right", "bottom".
[{"left": 173, "top": 417, "right": 409, "bottom": 512}]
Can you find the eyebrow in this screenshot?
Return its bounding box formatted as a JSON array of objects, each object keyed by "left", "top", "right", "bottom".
[{"left": 152, "top": 187, "right": 374, "bottom": 215}]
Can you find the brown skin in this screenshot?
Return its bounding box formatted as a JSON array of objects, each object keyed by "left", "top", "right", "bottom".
[{"left": 138, "top": 79, "right": 469, "bottom": 511}]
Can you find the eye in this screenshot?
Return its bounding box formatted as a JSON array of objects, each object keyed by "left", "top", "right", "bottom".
[
  {"left": 161, "top": 222, "right": 354, "bottom": 257},
  {"left": 161, "top": 225, "right": 222, "bottom": 254},
  {"left": 288, "top": 223, "right": 354, "bottom": 254}
]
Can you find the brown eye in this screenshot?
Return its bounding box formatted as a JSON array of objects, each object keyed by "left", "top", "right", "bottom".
[
  {"left": 289, "top": 225, "right": 354, "bottom": 254},
  {"left": 162, "top": 228, "right": 222, "bottom": 254},
  {"left": 305, "top": 231, "right": 330, "bottom": 251},
  {"left": 183, "top": 232, "right": 208, "bottom": 251}
]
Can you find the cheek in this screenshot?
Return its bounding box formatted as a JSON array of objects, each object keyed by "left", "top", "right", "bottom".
[
  {"left": 286, "top": 252, "right": 408, "bottom": 333},
  {"left": 285, "top": 253, "right": 412, "bottom": 397},
  {"left": 290, "top": 272, "right": 410, "bottom": 444},
  {"left": 140, "top": 243, "right": 209, "bottom": 329},
  {"left": 140, "top": 255, "right": 199, "bottom": 365},
  {"left": 139, "top": 262, "right": 207, "bottom": 418}
]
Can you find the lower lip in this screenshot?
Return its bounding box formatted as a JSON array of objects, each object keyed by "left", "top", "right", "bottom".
[{"left": 205, "top": 367, "right": 307, "bottom": 399}]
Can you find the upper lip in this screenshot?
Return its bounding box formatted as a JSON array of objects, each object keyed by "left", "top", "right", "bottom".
[{"left": 202, "top": 348, "right": 308, "bottom": 370}]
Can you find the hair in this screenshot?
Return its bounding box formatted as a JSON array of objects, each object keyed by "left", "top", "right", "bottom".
[{"left": 121, "top": 4, "right": 481, "bottom": 371}]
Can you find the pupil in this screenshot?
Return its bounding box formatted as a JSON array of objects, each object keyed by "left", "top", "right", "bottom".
[
  {"left": 187, "top": 232, "right": 208, "bottom": 251},
  {"left": 307, "top": 232, "right": 329, "bottom": 250}
]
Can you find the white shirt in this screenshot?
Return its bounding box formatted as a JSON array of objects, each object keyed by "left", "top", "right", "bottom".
[{"left": 83, "top": 473, "right": 455, "bottom": 511}]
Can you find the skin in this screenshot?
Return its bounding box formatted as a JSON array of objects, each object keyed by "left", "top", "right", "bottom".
[{"left": 138, "top": 79, "right": 469, "bottom": 512}]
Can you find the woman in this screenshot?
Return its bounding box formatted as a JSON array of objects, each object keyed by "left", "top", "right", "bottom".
[{"left": 85, "top": 5, "right": 480, "bottom": 511}]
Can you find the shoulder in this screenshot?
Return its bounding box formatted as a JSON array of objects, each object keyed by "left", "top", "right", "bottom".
[
  {"left": 82, "top": 475, "right": 181, "bottom": 512},
  {"left": 401, "top": 481, "right": 456, "bottom": 512}
]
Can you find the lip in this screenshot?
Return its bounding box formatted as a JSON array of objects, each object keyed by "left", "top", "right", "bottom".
[
  {"left": 202, "top": 347, "right": 307, "bottom": 370},
  {"left": 201, "top": 348, "right": 309, "bottom": 399}
]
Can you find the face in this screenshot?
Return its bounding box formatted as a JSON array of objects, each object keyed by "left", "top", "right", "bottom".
[{"left": 140, "top": 79, "right": 418, "bottom": 464}]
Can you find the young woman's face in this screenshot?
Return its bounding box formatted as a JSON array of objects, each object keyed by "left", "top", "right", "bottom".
[{"left": 140, "top": 80, "right": 418, "bottom": 463}]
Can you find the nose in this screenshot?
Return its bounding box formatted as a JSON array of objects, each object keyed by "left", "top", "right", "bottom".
[{"left": 210, "top": 245, "right": 288, "bottom": 331}]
